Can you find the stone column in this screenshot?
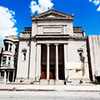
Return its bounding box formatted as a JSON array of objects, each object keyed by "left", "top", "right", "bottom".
[
  {"left": 8, "top": 71, "right": 10, "bottom": 82},
  {"left": 4, "top": 71, "right": 6, "bottom": 83},
  {"left": 0, "top": 72, "right": 1, "bottom": 77},
  {"left": 8, "top": 43, "right": 10, "bottom": 51},
  {"left": 36, "top": 44, "right": 41, "bottom": 81},
  {"left": 6, "top": 56, "right": 8, "bottom": 67},
  {"left": 47, "top": 44, "right": 50, "bottom": 80},
  {"left": 64, "top": 44, "right": 68, "bottom": 79},
  {"left": 12, "top": 71, "right": 15, "bottom": 82},
  {"left": 11, "top": 57, "right": 14, "bottom": 68},
  {"left": 55, "top": 44, "right": 59, "bottom": 80}
]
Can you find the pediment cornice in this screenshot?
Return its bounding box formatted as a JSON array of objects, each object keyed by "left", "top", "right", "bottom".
[{"left": 31, "top": 9, "right": 74, "bottom": 21}]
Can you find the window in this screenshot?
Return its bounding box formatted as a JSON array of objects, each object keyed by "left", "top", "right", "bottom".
[
  {"left": 2, "top": 57, "right": 7, "bottom": 66},
  {"left": 8, "top": 57, "right": 11, "bottom": 66},
  {"left": 78, "top": 48, "right": 83, "bottom": 62},
  {"left": 14, "top": 58, "right": 17, "bottom": 67},
  {"left": 15, "top": 44, "right": 18, "bottom": 52},
  {"left": 79, "top": 53, "right": 82, "bottom": 61},
  {"left": 22, "top": 48, "right": 27, "bottom": 61},
  {"left": 23, "top": 53, "right": 26, "bottom": 61},
  {"left": 9, "top": 44, "right": 12, "bottom": 51},
  {"left": 4, "top": 43, "right": 9, "bottom": 51}
]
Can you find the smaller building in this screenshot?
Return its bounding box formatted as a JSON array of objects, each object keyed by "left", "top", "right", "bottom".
[
  {"left": 0, "top": 44, "right": 3, "bottom": 64},
  {"left": 0, "top": 35, "right": 19, "bottom": 83},
  {"left": 0, "top": 44, "right": 3, "bottom": 82},
  {"left": 88, "top": 35, "right": 100, "bottom": 82}
]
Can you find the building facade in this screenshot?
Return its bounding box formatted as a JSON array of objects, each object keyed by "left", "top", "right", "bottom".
[
  {"left": 0, "top": 35, "right": 19, "bottom": 83},
  {"left": 16, "top": 8, "right": 89, "bottom": 84},
  {"left": 87, "top": 36, "right": 100, "bottom": 82},
  {"left": 0, "top": 8, "right": 90, "bottom": 84}
]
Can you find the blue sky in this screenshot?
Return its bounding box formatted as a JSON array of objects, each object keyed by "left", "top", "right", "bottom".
[{"left": 0, "top": 0, "right": 100, "bottom": 43}]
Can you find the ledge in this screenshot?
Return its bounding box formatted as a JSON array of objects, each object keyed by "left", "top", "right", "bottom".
[
  {"left": 0, "top": 67, "right": 15, "bottom": 70},
  {"left": 19, "top": 34, "right": 87, "bottom": 41}
]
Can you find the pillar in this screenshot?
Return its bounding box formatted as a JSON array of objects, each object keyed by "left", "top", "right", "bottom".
[
  {"left": 4, "top": 71, "right": 6, "bottom": 83},
  {"left": 8, "top": 43, "right": 10, "bottom": 51},
  {"left": 36, "top": 44, "right": 41, "bottom": 81},
  {"left": 55, "top": 44, "right": 59, "bottom": 80},
  {"left": 8, "top": 71, "right": 10, "bottom": 82},
  {"left": 11, "top": 57, "right": 14, "bottom": 68},
  {"left": 64, "top": 44, "right": 68, "bottom": 79},
  {"left": 12, "top": 71, "right": 15, "bottom": 82},
  {"left": 6, "top": 56, "right": 8, "bottom": 67},
  {"left": 0, "top": 72, "right": 1, "bottom": 77},
  {"left": 47, "top": 44, "right": 50, "bottom": 80}
]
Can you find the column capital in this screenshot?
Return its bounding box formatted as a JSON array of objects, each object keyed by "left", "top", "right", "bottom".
[
  {"left": 46, "top": 43, "right": 50, "bottom": 46},
  {"left": 36, "top": 43, "right": 41, "bottom": 46},
  {"left": 55, "top": 43, "right": 59, "bottom": 46}
]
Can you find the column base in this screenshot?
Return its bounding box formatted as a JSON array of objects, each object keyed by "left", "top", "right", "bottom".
[{"left": 55, "top": 80, "right": 64, "bottom": 85}]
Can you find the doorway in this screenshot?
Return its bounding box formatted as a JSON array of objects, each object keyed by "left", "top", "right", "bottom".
[
  {"left": 41, "top": 44, "right": 47, "bottom": 79},
  {"left": 50, "top": 45, "right": 56, "bottom": 79},
  {"left": 58, "top": 44, "right": 65, "bottom": 80}
]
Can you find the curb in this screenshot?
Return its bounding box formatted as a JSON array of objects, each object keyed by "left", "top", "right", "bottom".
[
  {"left": 0, "top": 89, "right": 100, "bottom": 92},
  {"left": 0, "top": 85, "right": 100, "bottom": 92}
]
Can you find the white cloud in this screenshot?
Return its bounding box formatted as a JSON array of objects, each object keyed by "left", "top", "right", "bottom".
[
  {"left": 97, "top": 5, "right": 100, "bottom": 11},
  {"left": 89, "top": 0, "right": 100, "bottom": 11},
  {"left": 29, "top": 0, "right": 54, "bottom": 14},
  {"left": 93, "top": 0, "right": 100, "bottom": 5},
  {"left": 0, "top": 6, "right": 17, "bottom": 42},
  {"left": 89, "top": 0, "right": 92, "bottom": 2}
]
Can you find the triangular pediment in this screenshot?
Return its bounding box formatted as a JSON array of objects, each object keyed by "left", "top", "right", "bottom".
[
  {"left": 39, "top": 13, "right": 67, "bottom": 18},
  {"left": 42, "top": 13, "right": 62, "bottom": 18},
  {"left": 31, "top": 9, "right": 74, "bottom": 20}
]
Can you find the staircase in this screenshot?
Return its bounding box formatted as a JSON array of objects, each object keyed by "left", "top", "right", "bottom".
[{"left": 40, "top": 80, "right": 64, "bottom": 85}]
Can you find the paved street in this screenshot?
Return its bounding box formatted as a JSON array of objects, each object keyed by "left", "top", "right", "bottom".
[{"left": 0, "top": 91, "right": 100, "bottom": 100}]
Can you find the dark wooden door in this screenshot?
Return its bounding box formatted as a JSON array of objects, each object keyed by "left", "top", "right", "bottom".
[
  {"left": 41, "top": 71, "right": 46, "bottom": 79},
  {"left": 50, "top": 65, "right": 55, "bottom": 79},
  {"left": 41, "top": 65, "right": 46, "bottom": 79},
  {"left": 50, "top": 72, "right": 53, "bottom": 79}
]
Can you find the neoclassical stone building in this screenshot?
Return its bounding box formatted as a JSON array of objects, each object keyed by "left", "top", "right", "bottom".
[
  {"left": 0, "top": 8, "right": 90, "bottom": 84},
  {"left": 16, "top": 8, "right": 89, "bottom": 84}
]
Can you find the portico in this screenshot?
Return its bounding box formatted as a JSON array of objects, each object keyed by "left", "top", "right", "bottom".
[{"left": 38, "top": 43, "right": 65, "bottom": 81}]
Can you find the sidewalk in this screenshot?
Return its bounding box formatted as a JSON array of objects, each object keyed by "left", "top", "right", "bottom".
[{"left": 0, "top": 84, "right": 100, "bottom": 92}]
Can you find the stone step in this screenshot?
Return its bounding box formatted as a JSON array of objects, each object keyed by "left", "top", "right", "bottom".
[{"left": 40, "top": 80, "right": 64, "bottom": 85}]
